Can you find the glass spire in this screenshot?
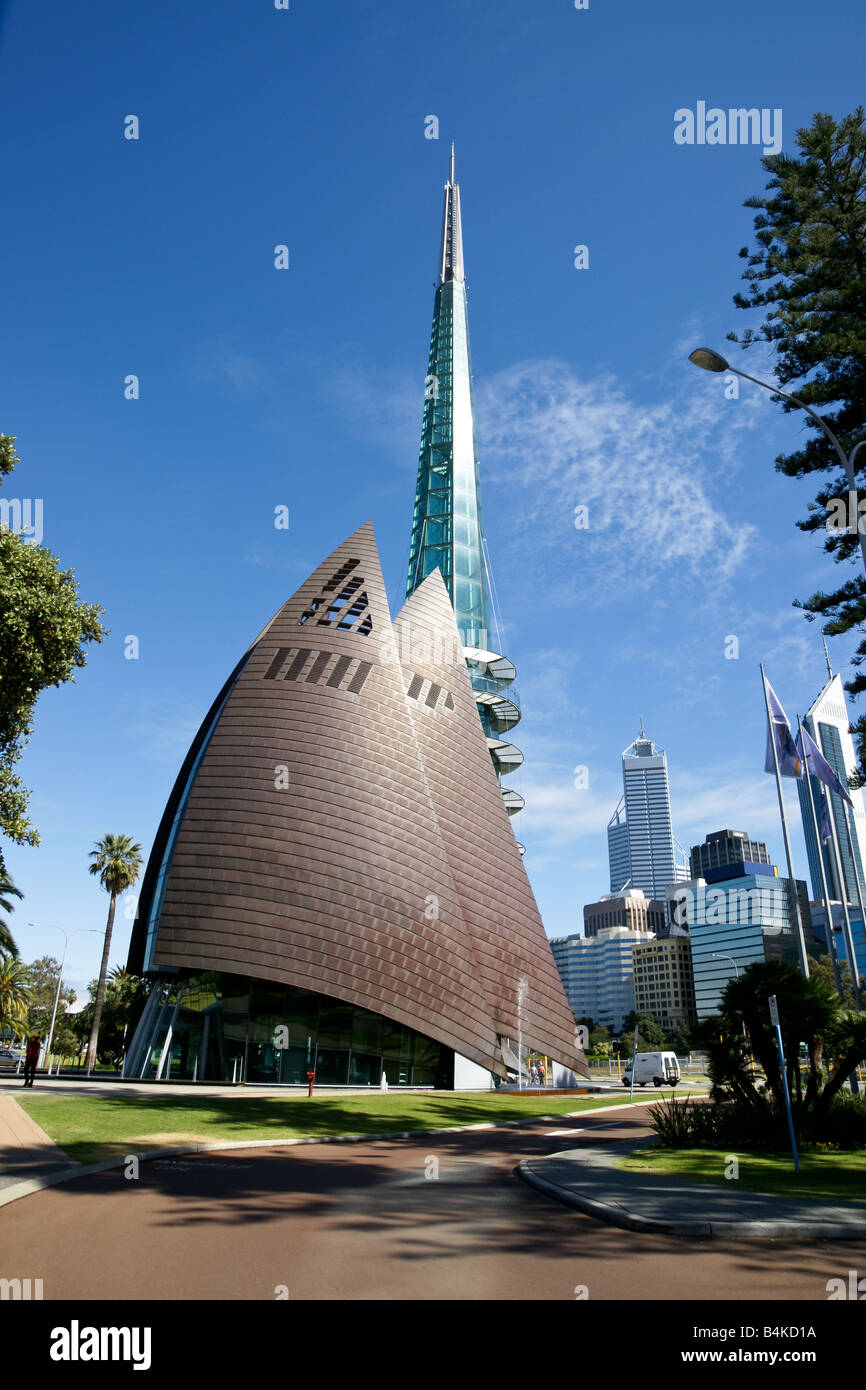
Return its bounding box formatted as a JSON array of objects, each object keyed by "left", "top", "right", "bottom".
[
  {"left": 406, "top": 146, "right": 492, "bottom": 649},
  {"left": 406, "top": 148, "right": 525, "bottom": 835}
]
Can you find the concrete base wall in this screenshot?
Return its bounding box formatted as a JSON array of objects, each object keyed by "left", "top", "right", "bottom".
[{"left": 453, "top": 1053, "right": 494, "bottom": 1090}]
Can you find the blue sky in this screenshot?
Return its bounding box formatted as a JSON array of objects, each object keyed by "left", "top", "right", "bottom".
[{"left": 2, "top": 0, "right": 865, "bottom": 996}]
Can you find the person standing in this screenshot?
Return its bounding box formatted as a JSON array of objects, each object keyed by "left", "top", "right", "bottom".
[{"left": 23, "top": 1034, "right": 40, "bottom": 1088}]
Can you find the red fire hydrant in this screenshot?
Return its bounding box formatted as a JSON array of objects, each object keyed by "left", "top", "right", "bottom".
[{"left": 306, "top": 1069, "right": 316, "bottom": 1098}]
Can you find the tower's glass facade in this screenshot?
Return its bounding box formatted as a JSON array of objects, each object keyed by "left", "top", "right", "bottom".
[
  {"left": 406, "top": 277, "right": 491, "bottom": 651},
  {"left": 607, "top": 733, "right": 689, "bottom": 897},
  {"left": 125, "top": 973, "right": 453, "bottom": 1088},
  {"left": 797, "top": 675, "right": 866, "bottom": 906},
  {"left": 405, "top": 151, "right": 524, "bottom": 831},
  {"left": 682, "top": 874, "right": 805, "bottom": 1019}
]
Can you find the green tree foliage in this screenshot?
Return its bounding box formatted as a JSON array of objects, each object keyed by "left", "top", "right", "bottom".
[
  {"left": 0, "top": 872, "right": 23, "bottom": 958},
  {"left": 809, "top": 951, "right": 861, "bottom": 1010},
  {"left": 588, "top": 1024, "right": 613, "bottom": 1058},
  {"left": 664, "top": 1024, "right": 693, "bottom": 1056},
  {"left": 24, "top": 954, "right": 76, "bottom": 1036},
  {"left": 0, "top": 955, "right": 31, "bottom": 1036},
  {"left": 85, "top": 837, "right": 143, "bottom": 1069},
  {"left": 0, "top": 435, "right": 106, "bottom": 869},
  {"left": 622, "top": 1011, "right": 666, "bottom": 1048},
  {"left": 695, "top": 960, "right": 866, "bottom": 1131},
  {"left": 73, "top": 967, "right": 151, "bottom": 1066},
  {"left": 728, "top": 109, "right": 866, "bottom": 768}
]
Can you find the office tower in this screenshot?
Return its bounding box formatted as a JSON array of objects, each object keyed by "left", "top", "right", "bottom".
[
  {"left": 797, "top": 671, "right": 866, "bottom": 906},
  {"left": 405, "top": 148, "right": 524, "bottom": 834},
  {"left": 632, "top": 934, "right": 697, "bottom": 1032},
  {"left": 689, "top": 829, "right": 771, "bottom": 880},
  {"left": 809, "top": 904, "right": 866, "bottom": 984},
  {"left": 583, "top": 889, "right": 666, "bottom": 939},
  {"left": 550, "top": 928, "right": 645, "bottom": 1034},
  {"left": 607, "top": 724, "right": 689, "bottom": 896},
  {"left": 670, "top": 872, "right": 812, "bottom": 1019}
]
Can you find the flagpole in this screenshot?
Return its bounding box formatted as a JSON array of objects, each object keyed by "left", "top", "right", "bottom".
[
  {"left": 761, "top": 665, "right": 809, "bottom": 976},
  {"left": 840, "top": 807, "right": 865, "bottom": 1010},
  {"left": 798, "top": 716, "right": 842, "bottom": 995},
  {"left": 825, "top": 805, "right": 861, "bottom": 1010}
]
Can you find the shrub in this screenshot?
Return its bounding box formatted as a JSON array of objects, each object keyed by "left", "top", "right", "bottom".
[
  {"left": 800, "top": 1093, "right": 866, "bottom": 1149},
  {"left": 651, "top": 1090, "right": 866, "bottom": 1150},
  {"left": 649, "top": 1096, "right": 716, "bottom": 1147},
  {"left": 649, "top": 1095, "right": 787, "bottom": 1149}
]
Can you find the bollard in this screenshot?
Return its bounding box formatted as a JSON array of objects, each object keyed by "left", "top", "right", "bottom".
[{"left": 306, "top": 1069, "right": 316, "bottom": 1098}]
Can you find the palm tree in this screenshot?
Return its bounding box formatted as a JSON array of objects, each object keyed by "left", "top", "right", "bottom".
[
  {"left": 0, "top": 956, "right": 31, "bottom": 1037},
  {"left": 85, "top": 834, "right": 143, "bottom": 1071},
  {"left": 0, "top": 873, "right": 23, "bottom": 959}
]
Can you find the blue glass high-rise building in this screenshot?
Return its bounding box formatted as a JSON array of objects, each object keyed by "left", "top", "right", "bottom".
[
  {"left": 797, "top": 672, "right": 866, "bottom": 906},
  {"left": 406, "top": 149, "right": 524, "bottom": 828},
  {"left": 607, "top": 726, "right": 689, "bottom": 898}
]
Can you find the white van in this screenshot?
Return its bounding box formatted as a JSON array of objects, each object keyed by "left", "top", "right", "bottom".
[{"left": 622, "top": 1051, "right": 680, "bottom": 1088}]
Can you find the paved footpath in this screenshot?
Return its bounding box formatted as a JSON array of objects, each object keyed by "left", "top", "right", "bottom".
[
  {"left": 520, "top": 1138, "right": 866, "bottom": 1240},
  {"left": 0, "top": 1093, "right": 79, "bottom": 1190}
]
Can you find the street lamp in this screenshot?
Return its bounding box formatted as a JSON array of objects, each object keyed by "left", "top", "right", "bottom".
[
  {"left": 712, "top": 952, "right": 747, "bottom": 1038},
  {"left": 28, "top": 924, "right": 102, "bottom": 1070},
  {"left": 689, "top": 347, "right": 866, "bottom": 574},
  {"left": 712, "top": 951, "right": 740, "bottom": 978}
]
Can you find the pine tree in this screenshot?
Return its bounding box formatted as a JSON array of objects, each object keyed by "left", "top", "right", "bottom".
[{"left": 729, "top": 108, "right": 866, "bottom": 768}]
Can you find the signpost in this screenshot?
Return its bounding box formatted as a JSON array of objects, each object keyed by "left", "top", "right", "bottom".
[
  {"left": 769, "top": 994, "right": 800, "bottom": 1174},
  {"left": 628, "top": 1023, "right": 639, "bottom": 1101}
]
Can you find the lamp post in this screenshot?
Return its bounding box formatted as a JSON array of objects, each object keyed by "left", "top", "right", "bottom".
[
  {"left": 689, "top": 348, "right": 866, "bottom": 574},
  {"left": 712, "top": 951, "right": 740, "bottom": 978},
  {"left": 712, "top": 953, "right": 747, "bottom": 1038},
  {"left": 28, "top": 924, "right": 102, "bottom": 1070}
]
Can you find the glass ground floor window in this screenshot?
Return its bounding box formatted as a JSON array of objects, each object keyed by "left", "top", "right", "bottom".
[{"left": 123, "top": 971, "right": 454, "bottom": 1088}]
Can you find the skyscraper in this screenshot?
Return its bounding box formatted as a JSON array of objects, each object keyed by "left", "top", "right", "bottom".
[
  {"left": 550, "top": 927, "right": 644, "bottom": 1034},
  {"left": 607, "top": 725, "right": 688, "bottom": 897},
  {"left": 690, "top": 829, "right": 771, "bottom": 880},
  {"left": 797, "top": 671, "right": 866, "bottom": 905},
  {"left": 406, "top": 148, "right": 524, "bottom": 831}
]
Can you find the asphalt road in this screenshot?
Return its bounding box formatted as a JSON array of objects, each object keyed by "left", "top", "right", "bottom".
[{"left": 2, "top": 1105, "right": 862, "bottom": 1300}]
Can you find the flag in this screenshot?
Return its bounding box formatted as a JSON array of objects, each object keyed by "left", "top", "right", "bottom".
[
  {"left": 817, "top": 786, "right": 833, "bottom": 842},
  {"left": 764, "top": 678, "right": 803, "bottom": 778},
  {"left": 798, "top": 723, "right": 854, "bottom": 807}
]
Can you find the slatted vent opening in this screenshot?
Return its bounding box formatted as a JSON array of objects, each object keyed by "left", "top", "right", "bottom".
[
  {"left": 405, "top": 672, "right": 452, "bottom": 713},
  {"left": 263, "top": 648, "right": 372, "bottom": 696},
  {"left": 322, "top": 558, "right": 359, "bottom": 592},
  {"left": 299, "top": 559, "right": 372, "bottom": 635}
]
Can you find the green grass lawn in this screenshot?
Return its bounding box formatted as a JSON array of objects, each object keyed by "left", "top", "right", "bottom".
[
  {"left": 17, "top": 1089, "right": 685, "bottom": 1165},
  {"left": 619, "top": 1146, "right": 866, "bottom": 1203}
]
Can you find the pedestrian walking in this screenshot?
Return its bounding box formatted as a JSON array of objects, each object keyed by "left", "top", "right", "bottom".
[{"left": 23, "top": 1034, "right": 40, "bottom": 1087}]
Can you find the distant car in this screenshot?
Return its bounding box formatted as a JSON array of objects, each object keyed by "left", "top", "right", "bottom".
[{"left": 0, "top": 1048, "right": 23, "bottom": 1067}]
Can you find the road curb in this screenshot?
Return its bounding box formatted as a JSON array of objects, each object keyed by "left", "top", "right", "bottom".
[{"left": 516, "top": 1159, "right": 866, "bottom": 1242}]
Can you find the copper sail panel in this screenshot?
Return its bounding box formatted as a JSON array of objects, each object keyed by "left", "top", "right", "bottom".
[
  {"left": 393, "top": 570, "right": 583, "bottom": 1070},
  {"left": 129, "top": 524, "right": 584, "bottom": 1076}
]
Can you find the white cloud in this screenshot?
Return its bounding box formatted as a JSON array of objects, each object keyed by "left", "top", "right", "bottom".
[
  {"left": 672, "top": 772, "right": 780, "bottom": 843},
  {"left": 191, "top": 339, "right": 265, "bottom": 393},
  {"left": 516, "top": 768, "right": 622, "bottom": 847},
  {"left": 516, "top": 647, "right": 588, "bottom": 726},
  {"left": 326, "top": 363, "right": 421, "bottom": 464},
  {"left": 474, "top": 358, "right": 762, "bottom": 596}
]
